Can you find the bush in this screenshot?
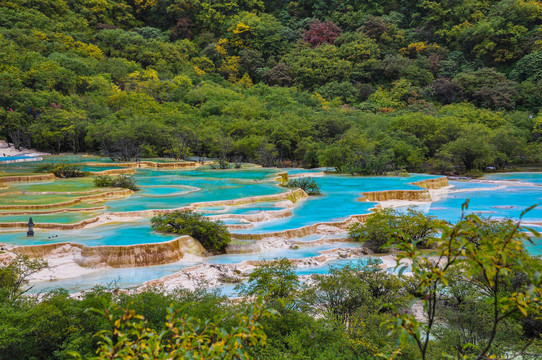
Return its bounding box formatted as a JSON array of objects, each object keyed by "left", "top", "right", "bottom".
[
  {"left": 151, "top": 210, "right": 231, "bottom": 253},
  {"left": 466, "top": 169, "right": 484, "bottom": 178},
  {"left": 236, "top": 258, "right": 300, "bottom": 302},
  {"left": 209, "top": 159, "right": 232, "bottom": 169},
  {"left": 35, "top": 162, "right": 85, "bottom": 178},
  {"left": 285, "top": 177, "right": 321, "bottom": 195},
  {"left": 94, "top": 174, "right": 139, "bottom": 191},
  {"left": 348, "top": 208, "right": 442, "bottom": 252}
]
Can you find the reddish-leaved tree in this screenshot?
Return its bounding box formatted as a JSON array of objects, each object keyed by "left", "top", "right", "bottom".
[{"left": 303, "top": 21, "right": 341, "bottom": 47}]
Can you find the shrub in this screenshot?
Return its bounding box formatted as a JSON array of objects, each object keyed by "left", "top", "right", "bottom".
[
  {"left": 94, "top": 174, "right": 139, "bottom": 191},
  {"left": 35, "top": 162, "right": 85, "bottom": 178},
  {"left": 236, "top": 258, "right": 300, "bottom": 303},
  {"left": 209, "top": 159, "right": 231, "bottom": 169},
  {"left": 285, "top": 177, "right": 321, "bottom": 195},
  {"left": 73, "top": 297, "right": 271, "bottom": 360},
  {"left": 348, "top": 208, "right": 442, "bottom": 252},
  {"left": 151, "top": 210, "right": 231, "bottom": 253},
  {"left": 466, "top": 169, "right": 484, "bottom": 178}
]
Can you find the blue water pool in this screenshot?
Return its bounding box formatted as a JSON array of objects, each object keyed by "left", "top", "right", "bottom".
[
  {"left": 3, "top": 155, "right": 542, "bottom": 294},
  {"left": 27, "top": 244, "right": 362, "bottom": 294},
  {"left": 0, "top": 155, "right": 38, "bottom": 161},
  {"left": 236, "top": 174, "right": 437, "bottom": 233},
  {"left": 204, "top": 242, "right": 360, "bottom": 264},
  {"left": 484, "top": 172, "right": 542, "bottom": 185},
  {"left": 426, "top": 186, "right": 542, "bottom": 223},
  {"left": 0, "top": 220, "right": 178, "bottom": 246},
  {"left": 28, "top": 261, "right": 197, "bottom": 293},
  {"left": 104, "top": 169, "right": 286, "bottom": 212}
]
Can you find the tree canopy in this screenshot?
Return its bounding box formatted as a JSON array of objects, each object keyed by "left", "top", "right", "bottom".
[{"left": 0, "top": 0, "right": 540, "bottom": 174}]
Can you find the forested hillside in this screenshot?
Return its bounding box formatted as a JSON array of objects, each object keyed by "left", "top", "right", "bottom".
[{"left": 1, "top": 0, "right": 541, "bottom": 174}]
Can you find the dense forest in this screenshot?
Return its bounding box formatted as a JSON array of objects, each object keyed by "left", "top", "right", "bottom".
[{"left": 0, "top": 0, "right": 541, "bottom": 174}]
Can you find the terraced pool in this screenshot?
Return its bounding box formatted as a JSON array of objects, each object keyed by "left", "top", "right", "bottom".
[{"left": 2, "top": 156, "right": 542, "bottom": 292}]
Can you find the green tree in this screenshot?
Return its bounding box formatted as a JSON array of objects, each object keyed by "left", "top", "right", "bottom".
[
  {"left": 236, "top": 258, "right": 300, "bottom": 306},
  {"left": 349, "top": 207, "right": 442, "bottom": 252},
  {"left": 151, "top": 210, "right": 231, "bottom": 253},
  {"left": 0, "top": 255, "right": 47, "bottom": 300},
  {"left": 283, "top": 43, "right": 352, "bottom": 89},
  {"left": 442, "top": 123, "right": 495, "bottom": 171},
  {"left": 385, "top": 203, "right": 542, "bottom": 359},
  {"left": 304, "top": 258, "right": 407, "bottom": 324}
]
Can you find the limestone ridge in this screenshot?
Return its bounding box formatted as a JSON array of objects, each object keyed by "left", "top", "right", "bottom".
[
  {"left": 358, "top": 176, "right": 449, "bottom": 202},
  {"left": 0, "top": 174, "right": 56, "bottom": 183},
  {"left": 13, "top": 235, "right": 206, "bottom": 268}
]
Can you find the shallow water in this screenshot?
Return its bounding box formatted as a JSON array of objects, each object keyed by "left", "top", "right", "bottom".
[
  {"left": 0, "top": 155, "right": 38, "bottom": 161},
  {"left": 28, "top": 261, "right": 196, "bottom": 293},
  {"left": 0, "top": 220, "right": 178, "bottom": 246},
  {"left": 216, "top": 257, "right": 401, "bottom": 297},
  {"left": 27, "top": 244, "right": 362, "bottom": 293},
  {"left": 104, "top": 169, "right": 285, "bottom": 212},
  {"left": 204, "top": 242, "right": 360, "bottom": 264},
  {"left": 294, "top": 257, "right": 370, "bottom": 275},
  {"left": 3, "top": 157, "right": 542, "bottom": 293},
  {"left": 484, "top": 172, "right": 542, "bottom": 186},
  {"left": 0, "top": 212, "right": 100, "bottom": 224},
  {"left": 236, "top": 174, "right": 436, "bottom": 233},
  {"left": 422, "top": 175, "right": 542, "bottom": 223},
  {"left": 414, "top": 174, "right": 542, "bottom": 256}
]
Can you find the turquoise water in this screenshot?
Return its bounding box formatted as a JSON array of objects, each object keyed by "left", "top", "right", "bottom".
[
  {"left": 415, "top": 174, "right": 542, "bottom": 256},
  {"left": 139, "top": 185, "right": 198, "bottom": 197},
  {"left": 3, "top": 157, "right": 542, "bottom": 293},
  {"left": 484, "top": 172, "right": 542, "bottom": 185},
  {"left": 293, "top": 234, "right": 323, "bottom": 242},
  {"left": 525, "top": 237, "right": 542, "bottom": 256},
  {"left": 105, "top": 169, "right": 285, "bottom": 212},
  {"left": 447, "top": 180, "right": 501, "bottom": 190},
  {"left": 295, "top": 258, "right": 370, "bottom": 275},
  {"left": 83, "top": 166, "right": 127, "bottom": 172},
  {"left": 27, "top": 244, "right": 362, "bottom": 294},
  {"left": 199, "top": 202, "right": 286, "bottom": 215},
  {"left": 0, "top": 155, "right": 37, "bottom": 161},
  {"left": 426, "top": 176, "right": 542, "bottom": 223},
  {"left": 284, "top": 168, "right": 324, "bottom": 175},
  {"left": 0, "top": 220, "right": 178, "bottom": 246},
  {"left": 176, "top": 167, "right": 279, "bottom": 180},
  {"left": 236, "top": 174, "right": 437, "bottom": 233},
  {"left": 220, "top": 218, "right": 249, "bottom": 225},
  {"left": 204, "top": 242, "right": 360, "bottom": 264},
  {"left": 5, "top": 177, "right": 96, "bottom": 192},
  {"left": 217, "top": 257, "right": 396, "bottom": 297},
  {"left": 29, "top": 261, "right": 196, "bottom": 293},
  {"left": 227, "top": 203, "right": 286, "bottom": 214},
  {"left": 0, "top": 212, "right": 100, "bottom": 224},
  {"left": 427, "top": 187, "right": 542, "bottom": 222}
]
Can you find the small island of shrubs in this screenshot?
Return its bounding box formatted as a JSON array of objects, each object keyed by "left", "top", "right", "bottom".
[
  {"left": 151, "top": 210, "right": 231, "bottom": 253},
  {"left": 284, "top": 177, "right": 321, "bottom": 195},
  {"left": 36, "top": 162, "right": 86, "bottom": 178},
  {"left": 348, "top": 208, "right": 443, "bottom": 252},
  {"left": 94, "top": 174, "right": 139, "bottom": 191}
]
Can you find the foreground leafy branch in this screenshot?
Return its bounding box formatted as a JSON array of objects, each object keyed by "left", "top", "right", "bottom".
[
  {"left": 0, "top": 255, "right": 48, "bottom": 300},
  {"left": 70, "top": 296, "right": 275, "bottom": 360},
  {"left": 384, "top": 202, "right": 542, "bottom": 359}
]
